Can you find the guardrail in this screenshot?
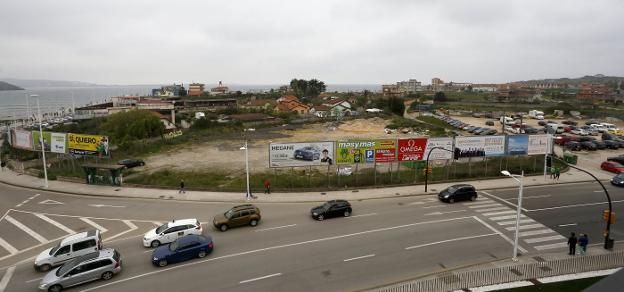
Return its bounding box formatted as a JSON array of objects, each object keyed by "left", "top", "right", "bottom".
[{"left": 366, "top": 251, "right": 624, "bottom": 292}]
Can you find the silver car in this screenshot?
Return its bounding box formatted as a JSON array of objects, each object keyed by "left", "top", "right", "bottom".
[{"left": 39, "top": 248, "right": 121, "bottom": 292}]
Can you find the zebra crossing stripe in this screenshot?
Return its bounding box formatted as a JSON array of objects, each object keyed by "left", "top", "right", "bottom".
[
  {"left": 490, "top": 214, "right": 527, "bottom": 221},
  {"left": 519, "top": 229, "right": 555, "bottom": 237},
  {"left": 482, "top": 210, "right": 516, "bottom": 216},
  {"left": 80, "top": 218, "right": 108, "bottom": 233},
  {"left": 0, "top": 237, "right": 18, "bottom": 255},
  {"left": 476, "top": 207, "right": 509, "bottom": 213},
  {"left": 463, "top": 200, "right": 493, "bottom": 205},
  {"left": 505, "top": 224, "right": 545, "bottom": 231},
  {"left": 5, "top": 215, "right": 47, "bottom": 243},
  {"left": 524, "top": 235, "right": 566, "bottom": 244},
  {"left": 497, "top": 219, "right": 535, "bottom": 226},
  {"left": 534, "top": 242, "right": 568, "bottom": 250},
  {"left": 35, "top": 214, "right": 75, "bottom": 234},
  {"left": 468, "top": 203, "right": 501, "bottom": 209}
]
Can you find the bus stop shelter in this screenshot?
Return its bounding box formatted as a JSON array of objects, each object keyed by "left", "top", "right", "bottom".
[{"left": 82, "top": 163, "right": 125, "bottom": 186}]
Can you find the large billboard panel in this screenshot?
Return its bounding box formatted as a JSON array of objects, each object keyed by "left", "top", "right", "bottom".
[
  {"left": 398, "top": 138, "right": 428, "bottom": 161},
  {"left": 336, "top": 140, "right": 396, "bottom": 164},
  {"left": 269, "top": 141, "right": 335, "bottom": 168},
  {"left": 507, "top": 135, "right": 529, "bottom": 156},
  {"left": 424, "top": 137, "right": 454, "bottom": 160},
  {"left": 51, "top": 133, "right": 67, "bottom": 154},
  {"left": 484, "top": 136, "right": 506, "bottom": 156},
  {"left": 527, "top": 134, "right": 549, "bottom": 155},
  {"left": 32, "top": 131, "right": 52, "bottom": 152},
  {"left": 68, "top": 133, "right": 109, "bottom": 157},
  {"left": 10, "top": 129, "right": 33, "bottom": 150},
  {"left": 454, "top": 136, "right": 505, "bottom": 158}
]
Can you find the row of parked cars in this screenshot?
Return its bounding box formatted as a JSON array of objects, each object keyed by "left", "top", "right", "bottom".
[
  {"left": 436, "top": 115, "right": 498, "bottom": 135},
  {"left": 33, "top": 201, "right": 353, "bottom": 291},
  {"left": 556, "top": 133, "right": 624, "bottom": 152}
]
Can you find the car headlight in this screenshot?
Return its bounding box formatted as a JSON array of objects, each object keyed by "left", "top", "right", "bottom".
[
  {"left": 39, "top": 283, "right": 48, "bottom": 289},
  {"left": 444, "top": 194, "right": 450, "bottom": 198},
  {"left": 313, "top": 212, "right": 318, "bottom": 216},
  {"left": 153, "top": 257, "right": 158, "bottom": 261}
]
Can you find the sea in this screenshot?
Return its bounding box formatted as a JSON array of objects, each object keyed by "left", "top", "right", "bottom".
[{"left": 0, "top": 84, "right": 380, "bottom": 121}]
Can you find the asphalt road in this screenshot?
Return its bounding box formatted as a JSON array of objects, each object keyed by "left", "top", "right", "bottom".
[{"left": 0, "top": 180, "right": 620, "bottom": 292}]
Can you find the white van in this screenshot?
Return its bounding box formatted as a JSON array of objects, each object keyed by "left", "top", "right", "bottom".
[
  {"left": 590, "top": 124, "right": 606, "bottom": 133},
  {"left": 547, "top": 123, "right": 564, "bottom": 134},
  {"left": 500, "top": 116, "right": 514, "bottom": 125},
  {"left": 34, "top": 230, "right": 102, "bottom": 272},
  {"left": 600, "top": 123, "right": 619, "bottom": 132}
]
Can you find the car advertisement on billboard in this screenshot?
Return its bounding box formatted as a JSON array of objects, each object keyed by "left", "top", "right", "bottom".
[
  {"left": 527, "top": 134, "right": 550, "bottom": 155},
  {"left": 454, "top": 136, "right": 505, "bottom": 158},
  {"left": 269, "top": 141, "right": 335, "bottom": 168},
  {"left": 32, "top": 131, "right": 66, "bottom": 153},
  {"left": 10, "top": 129, "right": 33, "bottom": 150},
  {"left": 32, "top": 131, "right": 52, "bottom": 152},
  {"left": 68, "top": 133, "right": 110, "bottom": 157},
  {"left": 506, "top": 135, "right": 529, "bottom": 156},
  {"left": 424, "top": 137, "right": 454, "bottom": 160},
  {"left": 336, "top": 140, "right": 397, "bottom": 164},
  {"left": 398, "top": 138, "right": 428, "bottom": 161}
]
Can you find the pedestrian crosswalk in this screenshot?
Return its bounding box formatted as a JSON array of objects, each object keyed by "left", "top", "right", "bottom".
[{"left": 463, "top": 198, "right": 567, "bottom": 252}]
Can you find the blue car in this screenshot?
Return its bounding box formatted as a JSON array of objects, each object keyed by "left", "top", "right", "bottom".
[
  {"left": 294, "top": 146, "right": 320, "bottom": 161},
  {"left": 152, "top": 234, "right": 213, "bottom": 267},
  {"left": 612, "top": 173, "right": 624, "bottom": 187}
]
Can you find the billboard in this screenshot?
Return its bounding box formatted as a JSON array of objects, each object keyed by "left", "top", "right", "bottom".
[
  {"left": 484, "top": 136, "right": 506, "bottom": 156},
  {"left": 336, "top": 140, "right": 397, "bottom": 164},
  {"left": 68, "top": 133, "right": 109, "bottom": 157},
  {"left": 507, "top": 135, "right": 529, "bottom": 156},
  {"left": 424, "top": 137, "right": 454, "bottom": 160},
  {"left": 10, "top": 129, "right": 33, "bottom": 150},
  {"left": 398, "top": 138, "right": 428, "bottom": 161},
  {"left": 269, "top": 141, "right": 335, "bottom": 168},
  {"left": 454, "top": 136, "right": 505, "bottom": 158},
  {"left": 32, "top": 131, "right": 52, "bottom": 152},
  {"left": 51, "top": 133, "right": 67, "bottom": 154},
  {"left": 527, "top": 134, "right": 550, "bottom": 155}
]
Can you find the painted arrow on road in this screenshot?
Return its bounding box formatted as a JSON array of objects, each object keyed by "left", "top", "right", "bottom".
[
  {"left": 88, "top": 204, "right": 126, "bottom": 208},
  {"left": 425, "top": 210, "right": 467, "bottom": 216},
  {"left": 38, "top": 199, "right": 64, "bottom": 205}
]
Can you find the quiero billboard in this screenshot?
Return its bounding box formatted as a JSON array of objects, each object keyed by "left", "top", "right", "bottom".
[
  {"left": 398, "top": 138, "right": 428, "bottom": 161},
  {"left": 269, "top": 141, "right": 335, "bottom": 168},
  {"left": 336, "top": 140, "right": 397, "bottom": 164},
  {"left": 527, "top": 134, "right": 550, "bottom": 155},
  {"left": 10, "top": 129, "right": 33, "bottom": 150},
  {"left": 68, "top": 133, "right": 109, "bottom": 157},
  {"left": 424, "top": 137, "right": 454, "bottom": 160},
  {"left": 454, "top": 136, "right": 505, "bottom": 158}
]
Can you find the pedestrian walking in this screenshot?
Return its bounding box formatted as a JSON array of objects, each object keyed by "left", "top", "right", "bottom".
[
  {"left": 579, "top": 234, "right": 589, "bottom": 255},
  {"left": 0, "top": 161, "right": 6, "bottom": 172},
  {"left": 179, "top": 179, "right": 186, "bottom": 194},
  {"left": 568, "top": 232, "right": 578, "bottom": 255},
  {"left": 264, "top": 179, "right": 271, "bottom": 194},
  {"left": 555, "top": 167, "right": 561, "bottom": 180}
]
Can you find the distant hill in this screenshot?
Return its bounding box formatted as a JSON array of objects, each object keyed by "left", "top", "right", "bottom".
[
  {"left": 1, "top": 78, "right": 98, "bottom": 88},
  {"left": 0, "top": 81, "right": 24, "bottom": 91},
  {"left": 513, "top": 74, "right": 624, "bottom": 87}
]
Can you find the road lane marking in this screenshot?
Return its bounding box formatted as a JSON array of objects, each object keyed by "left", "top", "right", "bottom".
[
  {"left": 425, "top": 210, "right": 466, "bottom": 216},
  {"left": 347, "top": 213, "right": 377, "bottom": 218},
  {"left": 527, "top": 199, "right": 624, "bottom": 212},
  {"left": 524, "top": 235, "right": 566, "bottom": 244},
  {"left": 475, "top": 207, "right": 510, "bottom": 213},
  {"left": 497, "top": 219, "right": 535, "bottom": 226},
  {"left": 104, "top": 220, "right": 138, "bottom": 241},
  {"left": 35, "top": 214, "right": 75, "bottom": 234},
  {"left": 490, "top": 214, "right": 527, "bottom": 221},
  {"left": 343, "top": 254, "right": 375, "bottom": 262},
  {"left": 481, "top": 191, "right": 528, "bottom": 212},
  {"left": 9, "top": 208, "right": 161, "bottom": 223},
  {"left": 255, "top": 224, "right": 297, "bottom": 232},
  {"left": 79, "top": 216, "right": 475, "bottom": 292},
  {"left": 472, "top": 216, "right": 528, "bottom": 253},
  {"left": 25, "top": 277, "right": 43, "bottom": 283},
  {"left": 482, "top": 210, "right": 516, "bottom": 216},
  {"left": 463, "top": 200, "right": 493, "bottom": 205},
  {"left": 534, "top": 242, "right": 568, "bottom": 250},
  {"left": 5, "top": 215, "right": 47, "bottom": 243},
  {"left": 88, "top": 204, "right": 126, "bottom": 208},
  {"left": 558, "top": 223, "right": 578, "bottom": 227},
  {"left": 505, "top": 224, "right": 545, "bottom": 231},
  {"left": 239, "top": 273, "right": 282, "bottom": 284},
  {"left": 0, "top": 238, "right": 17, "bottom": 255},
  {"left": 422, "top": 205, "right": 447, "bottom": 209},
  {"left": 0, "top": 266, "right": 15, "bottom": 292},
  {"left": 507, "top": 194, "right": 552, "bottom": 200},
  {"left": 405, "top": 233, "right": 498, "bottom": 250},
  {"left": 468, "top": 203, "right": 502, "bottom": 209},
  {"left": 80, "top": 218, "right": 108, "bottom": 233},
  {"left": 519, "top": 229, "right": 555, "bottom": 237},
  {"left": 37, "top": 199, "right": 64, "bottom": 205},
  {"left": 593, "top": 191, "right": 604, "bottom": 193}
]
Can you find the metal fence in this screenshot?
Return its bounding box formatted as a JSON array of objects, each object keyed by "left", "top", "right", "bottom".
[{"left": 366, "top": 251, "right": 624, "bottom": 292}]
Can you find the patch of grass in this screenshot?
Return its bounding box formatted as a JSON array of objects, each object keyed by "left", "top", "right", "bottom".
[{"left": 499, "top": 276, "right": 604, "bottom": 292}]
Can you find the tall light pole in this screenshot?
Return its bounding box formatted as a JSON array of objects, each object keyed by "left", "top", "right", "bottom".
[
  {"left": 240, "top": 140, "right": 251, "bottom": 200},
  {"left": 501, "top": 170, "right": 523, "bottom": 261},
  {"left": 32, "top": 95, "right": 48, "bottom": 189}
]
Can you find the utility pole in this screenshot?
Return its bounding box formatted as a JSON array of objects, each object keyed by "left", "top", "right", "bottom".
[{"left": 33, "top": 95, "right": 48, "bottom": 189}]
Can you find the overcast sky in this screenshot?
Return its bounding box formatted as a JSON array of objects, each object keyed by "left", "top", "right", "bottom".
[{"left": 1, "top": 0, "right": 623, "bottom": 85}]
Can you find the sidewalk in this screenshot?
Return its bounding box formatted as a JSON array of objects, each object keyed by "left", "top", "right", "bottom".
[{"left": 0, "top": 165, "right": 613, "bottom": 203}]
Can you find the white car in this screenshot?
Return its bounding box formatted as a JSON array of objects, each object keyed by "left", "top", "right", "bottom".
[
  {"left": 571, "top": 129, "right": 588, "bottom": 136},
  {"left": 143, "top": 219, "right": 202, "bottom": 248}
]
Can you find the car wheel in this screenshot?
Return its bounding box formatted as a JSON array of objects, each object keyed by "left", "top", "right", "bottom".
[
  {"left": 198, "top": 250, "right": 207, "bottom": 258},
  {"left": 39, "top": 264, "right": 51, "bottom": 272},
  {"left": 220, "top": 224, "right": 228, "bottom": 232},
  {"left": 470, "top": 195, "right": 477, "bottom": 201},
  {"left": 344, "top": 210, "right": 351, "bottom": 217},
  {"left": 140, "top": 162, "right": 145, "bottom": 166},
  {"left": 250, "top": 219, "right": 258, "bottom": 227},
  {"left": 150, "top": 240, "right": 160, "bottom": 248},
  {"left": 317, "top": 215, "right": 324, "bottom": 221},
  {"left": 158, "top": 260, "right": 168, "bottom": 267},
  {"left": 49, "top": 284, "right": 63, "bottom": 292},
  {"left": 449, "top": 198, "right": 455, "bottom": 203},
  {"left": 101, "top": 271, "right": 114, "bottom": 280}
]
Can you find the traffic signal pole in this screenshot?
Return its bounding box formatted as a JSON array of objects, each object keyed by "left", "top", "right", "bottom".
[{"left": 424, "top": 147, "right": 454, "bottom": 192}]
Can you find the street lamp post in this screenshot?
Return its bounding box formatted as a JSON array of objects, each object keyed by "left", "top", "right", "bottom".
[
  {"left": 501, "top": 170, "right": 524, "bottom": 261},
  {"left": 240, "top": 140, "right": 251, "bottom": 200},
  {"left": 32, "top": 95, "right": 48, "bottom": 189},
  {"left": 424, "top": 146, "right": 454, "bottom": 192}
]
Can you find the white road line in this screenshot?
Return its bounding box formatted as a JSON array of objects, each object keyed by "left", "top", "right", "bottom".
[
  {"left": 35, "top": 214, "right": 75, "bottom": 234},
  {"left": 347, "top": 213, "right": 377, "bottom": 218},
  {"left": 0, "top": 210, "right": 10, "bottom": 222},
  {"left": 343, "top": 254, "right": 375, "bottom": 262},
  {"left": 558, "top": 223, "right": 578, "bottom": 227},
  {"left": 507, "top": 194, "right": 552, "bottom": 200},
  {"left": 9, "top": 208, "right": 160, "bottom": 223},
  {"left": 0, "top": 266, "right": 15, "bottom": 292},
  {"left": 0, "top": 238, "right": 17, "bottom": 255},
  {"left": 25, "top": 277, "right": 43, "bottom": 283},
  {"left": 527, "top": 199, "right": 624, "bottom": 212},
  {"left": 14, "top": 204, "right": 22, "bottom": 208},
  {"left": 524, "top": 235, "right": 566, "bottom": 244},
  {"left": 505, "top": 224, "right": 545, "bottom": 231},
  {"left": 5, "top": 215, "right": 47, "bottom": 243},
  {"left": 463, "top": 200, "right": 493, "bottom": 205},
  {"left": 468, "top": 203, "right": 503, "bottom": 209},
  {"left": 481, "top": 191, "right": 528, "bottom": 212},
  {"left": 472, "top": 216, "right": 528, "bottom": 253},
  {"left": 519, "top": 229, "right": 555, "bottom": 237},
  {"left": 593, "top": 190, "right": 604, "bottom": 193},
  {"left": 104, "top": 220, "right": 138, "bottom": 241},
  {"left": 470, "top": 280, "right": 534, "bottom": 292},
  {"left": 80, "top": 218, "right": 108, "bottom": 233},
  {"left": 534, "top": 242, "right": 568, "bottom": 250},
  {"left": 405, "top": 233, "right": 498, "bottom": 250},
  {"left": 497, "top": 219, "right": 535, "bottom": 226},
  {"left": 239, "top": 273, "right": 282, "bottom": 284},
  {"left": 255, "top": 224, "right": 297, "bottom": 232},
  {"left": 28, "top": 194, "right": 41, "bottom": 200},
  {"left": 152, "top": 221, "right": 162, "bottom": 227},
  {"left": 490, "top": 214, "right": 527, "bottom": 221},
  {"left": 425, "top": 210, "right": 467, "bottom": 216},
  {"left": 482, "top": 210, "right": 516, "bottom": 216},
  {"left": 537, "top": 268, "right": 621, "bottom": 283},
  {"left": 475, "top": 207, "right": 510, "bottom": 213},
  {"left": 422, "top": 205, "right": 447, "bottom": 209}
]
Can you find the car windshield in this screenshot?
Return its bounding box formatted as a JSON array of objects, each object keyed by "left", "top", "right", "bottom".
[
  {"left": 617, "top": 173, "right": 624, "bottom": 179},
  {"left": 224, "top": 210, "right": 234, "bottom": 219},
  {"left": 49, "top": 242, "right": 61, "bottom": 255},
  {"left": 156, "top": 223, "right": 168, "bottom": 234},
  {"left": 321, "top": 202, "right": 332, "bottom": 210},
  {"left": 445, "top": 186, "right": 459, "bottom": 193},
  {"left": 56, "top": 258, "right": 79, "bottom": 276},
  {"left": 169, "top": 241, "right": 179, "bottom": 252}
]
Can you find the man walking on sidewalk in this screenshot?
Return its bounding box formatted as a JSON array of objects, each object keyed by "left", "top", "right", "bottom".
[
  {"left": 579, "top": 234, "right": 589, "bottom": 255},
  {"left": 179, "top": 179, "right": 186, "bottom": 194},
  {"left": 568, "top": 232, "right": 578, "bottom": 255},
  {"left": 264, "top": 179, "right": 271, "bottom": 194},
  {"left": 555, "top": 167, "right": 561, "bottom": 180}
]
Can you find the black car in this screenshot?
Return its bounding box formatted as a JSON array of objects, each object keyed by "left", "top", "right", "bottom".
[
  {"left": 580, "top": 141, "right": 597, "bottom": 150},
  {"left": 538, "top": 121, "right": 547, "bottom": 126},
  {"left": 294, "top": 147, "right": 320, "bottom": 161},
  {"left": 311, "top": 200, "right": 352, "bottom": 220},
  {"left": 611, "top": 173, "right": 624, "bottom": 187},
  {"left": 608, "top": 156, "right": 624, "bottom": 165},
  {"left": 118, "top": 159, "right": 145, "bottom": 168},
  {"left": 565, "top": 141, "right": 582, "bottom": 151},
  {"left": 592, "top": 141, "right": 607, "bottom": 150},
  {"left": 604, "top": 140, "right": 620, "bottom": 149},
  {"left": 485, "top": 121, "right": 495, "bottom": 126},
  {"left": 438, "top": 184, "right": 478, "bottom": 203}
]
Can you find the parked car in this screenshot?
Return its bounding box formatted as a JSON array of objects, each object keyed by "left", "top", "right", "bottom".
[
  {"left": 585, "top": 119, "right": 602, "bottom": 125},
  {"left": 294, "top": 146, "right": 320, "bottom": 161},
  {"left": 213, "top": 204, "right": 261, "bottom": 231},
  {"left": 611, "top": 173, "right": 624, "bottom": 187},
  {"left": 592, "top": 141, "right": 607, "bottom": 150},
  {"left": 438, "top": 184, "right": 478, "bottom": 203},
  {"left": 538, "top": 121, "right": 547, "bottom": 126},
  {"left": 143, "top": 219, "right": 202, "bottom": 248},
  {"left": 601, "top": 161, "right": 624, "bottom": 174},
  {"left": 38, "top": 249, "right": 121, "bottom": 292},
  {"left": 35, "top": 230, "right": 102, "bottom": 272},
  {"left": 564, "top": 141, "right": 582, "bottom": 151},
  {"left": 604, "top": 140, "right": 620, "bottom": 150},
  {"left": 484, "top": 129, "right": 498, "bottom": 135},
  {"left": 152, "top": 234, "right": 213, "bottom": 267},
  {"left": 562, "top": 120, "right": 578, "bottom": 126},
  {"left": 607, "top": 156, "right": 624, "bottom": 165},
  {"left": 311, "top": 200, "right": 352, "bottom": 220},
  {"left": 474, "top": 128, "right": 488, "bottom": 135},
  {"left": 117, "top": 159, "right": 145, "bottom": 168},
  {"left": 580, "top": 141, "right": 597, "bottom": 151},
  {"left": 485, "top": 121, "right": 495, "bottom": 126},
  {"left": 571, "top": 129, "right": 588, "bottom": 136}
]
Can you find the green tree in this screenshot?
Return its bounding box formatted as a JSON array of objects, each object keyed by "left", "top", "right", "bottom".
[
  {"left": 434, "top": 92, "right": 447, "bottom": 102},
  {"left": 289, "top": 78, "right": 326, "bottom": 98},
  {"left": 101, "top": 110, "right": 165, "bottom": 145}
]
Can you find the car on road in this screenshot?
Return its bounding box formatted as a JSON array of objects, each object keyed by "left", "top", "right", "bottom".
[
  {"left": 311, "top": 200, "right": 352, "bottom": 220},
  {"left": 117, "top": 159, "right": 145, "bottom": 168},
  {"left": 39, "top": 248, "right": 121, "bottom": 292},
  {"left": 152, "top": 234, "right": 213, "bottom": 267},
  {"left": 611, "top": 173, "right": 624, "bottom": 187},
  {"left": 608, "top": 156, "right": 624, "bottom": 165},
  {"left": 601, "top": 161, "right": 624, "bottom": 174},
  {"left": 213, "top": 204, "right": 261, "bottom": 231},
  {"left": 438, "top": 184, "right": 478, "bottom": 203},
  {"left": 35, "top": 230, "right": 103, "bottom": 272},
  {"left": 294, "top": 146, "right": 320, "bottom": 161},
  {"left": 564, "top": 141, "right": 582, "bottom": 151},
  {"left": 143, "top": 219, "right": 202, "bottom": 248}
]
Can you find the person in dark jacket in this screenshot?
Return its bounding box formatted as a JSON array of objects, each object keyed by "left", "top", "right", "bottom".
[
  {"left": 179, "top": 179, "right": 186, "bottom": 194},
  {"left": 578, "top": 234, "right": 589, "bottom": 255},
  {"left": 568, "top": 232, "right": 578, "bottom": 255}
]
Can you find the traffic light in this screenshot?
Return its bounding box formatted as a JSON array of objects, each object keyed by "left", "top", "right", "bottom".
[
  {"left": 422, "top": 166, "right": 432, "bottom": 175},
  {"left": 546, "top": 156, "right": 552, "bottom": 167},
  {"left": 603, "top": 210, "right": 616, "bottom": 224}
]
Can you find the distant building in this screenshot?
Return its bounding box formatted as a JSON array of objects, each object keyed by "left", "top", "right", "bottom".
[
  {"left": 74, "top": 102, "right": 114, "bottom": 120},
  {"left": 151, "top": 112, "right": 176, "bottom": 130},
  {"left": 274, "top": 95, "right": 311, "bottom": 115},
  {"left": 152, "top": 84, "right": 185, "bottom": 97},
  {"left": 431, "top": 78, "right": 445, "bottom": 91},
  {"left": 322, "top": 99, "right": 352, "bottom": 117},
  {"left": 210, "top": 81, "right": 230, "bottom": 95},
  {"left": 382, "top": 79, "right": 423, "bottom": 97},
  {"left": 242, "top": 99, "right": 277, "bottom": 110},
  {"left": 471, "top": 84, "right": 498, "bottom": 92},
  {"left": 187, "top": 83, "right": 205, "bottom": 97},
  {"left": 180, "top": 99, "right": 237, "bottom": 111},
  {"left": 577, "top": 83, "right": 614, "bottom": 102}
]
